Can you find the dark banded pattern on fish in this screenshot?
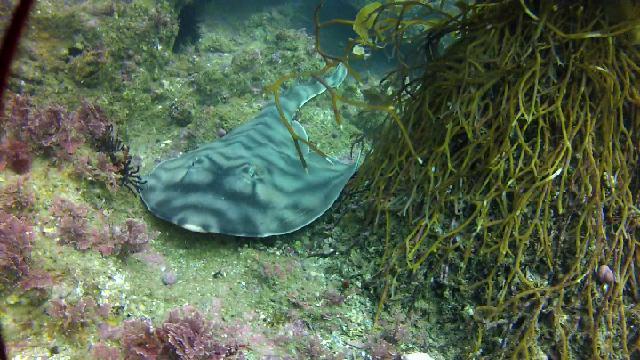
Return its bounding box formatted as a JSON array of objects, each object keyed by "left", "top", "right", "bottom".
[{"left": 140, "top": 65, "right": 358, "bottom": 237}]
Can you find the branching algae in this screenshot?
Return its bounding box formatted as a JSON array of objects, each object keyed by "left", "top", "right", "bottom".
[{"left": 304, "top": 0, "right": 640, "bottom": 358}]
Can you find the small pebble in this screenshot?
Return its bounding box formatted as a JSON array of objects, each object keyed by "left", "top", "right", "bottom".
[
  {"left": 162, "top": 270, "right": 177, "bottom": 285},
  {"left": 597, "top": 264, "right": 615, "bottom": 284},
  {"left": 216, "top": 128, "right": 227, "bottom": 137}
]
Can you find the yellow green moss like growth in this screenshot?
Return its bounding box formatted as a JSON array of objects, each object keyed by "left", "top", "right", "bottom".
[{"left": 341, "top": 1, "right": 640, "bottom": 358}]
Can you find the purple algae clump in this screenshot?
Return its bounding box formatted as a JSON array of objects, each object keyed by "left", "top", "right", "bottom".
[
  {"left": 51, "top": 197, "right": 91, "bottom": 250},
  {"left": 50, "top": 196, "right": 154, "bottom": 257},
  {"left": 0, "top": 139, "right": 33, "bottom": 174},
  {"left": 93, "top": 218, "right": 155, "bottom": 257},
  {"left": 1, "top": 95, "right": 112, "bottom": 159},
  {"left": 91, "top": 342, "right": 121, "bottom": 360},
  {"left": 121, "top": 305, "right": 247, "bottom": 359},
  {"left": 0, "top": 176, "right": 35, "bottom": 214},
  {"left": 46, "top": 296, "right": 111, "bottom": 335},
  {"left": 0, "top": 209, "right": 34, "bottom": 287},
  {"left": 118, "top": 219, "right": 153, "bottom": 254}
]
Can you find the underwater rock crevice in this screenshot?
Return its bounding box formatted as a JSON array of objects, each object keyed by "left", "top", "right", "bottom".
[{"left": 172, "top": 0, "right": 206, "bottom": 53}]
